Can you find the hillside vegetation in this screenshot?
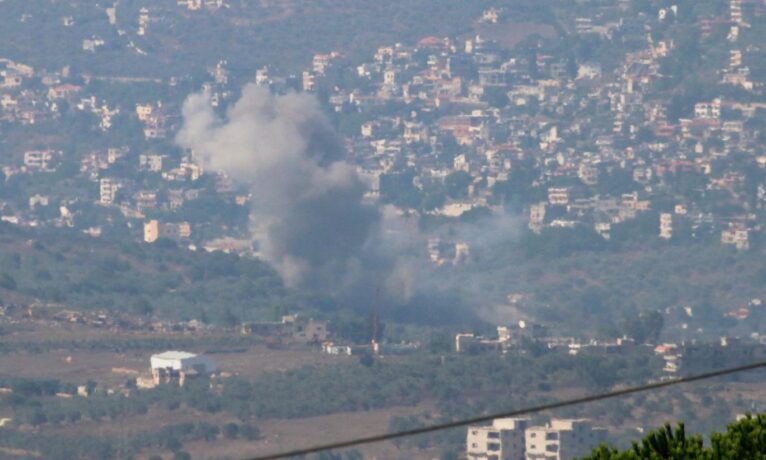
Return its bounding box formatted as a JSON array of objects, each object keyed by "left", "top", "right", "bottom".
[{"left": 0, "top": 223, "right": 295, "bottom": 324}]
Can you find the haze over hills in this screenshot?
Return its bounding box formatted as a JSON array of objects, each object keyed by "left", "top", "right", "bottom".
[{"left": 0, "top": 0, "right": 553, "bottom": 76}]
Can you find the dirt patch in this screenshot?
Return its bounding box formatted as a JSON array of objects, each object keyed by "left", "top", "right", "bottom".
[
  {"left": 185, "top": 403, "right": 436, "bottom": 460},
  {"left": 0, "top": 349, "right": 146, "bottom": 385},
  {"left": 0, "top": 446, "right": 42, "bottom": 458}
]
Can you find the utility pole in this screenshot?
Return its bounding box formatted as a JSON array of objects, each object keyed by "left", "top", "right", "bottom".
[{"left": 371, "top": 287, "right": 380, "bottom": 355}]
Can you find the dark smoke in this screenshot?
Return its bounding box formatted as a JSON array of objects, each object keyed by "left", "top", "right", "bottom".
[
  {"left": 177, "top": 84, "right": 501, "bottom": 326},
  {"left": 177, "top": 85, "right": 381, "bottom": 292}
]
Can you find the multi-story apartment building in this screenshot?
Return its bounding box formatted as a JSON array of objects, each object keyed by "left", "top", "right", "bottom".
[
  {"left": 525, "top": 419, "right": 606, "bottom": 460},
  {"left": 99, "top": 178, "right": 119, "bottom": 205},
  {"left": 467, "top": 418, "right": 605, "bottom": 460},
  {"left": 659, "top": 213, "right": 673, "bottom": 239},
  {"left": 467, "top": 418, "right": 530, "bottom": 460}
]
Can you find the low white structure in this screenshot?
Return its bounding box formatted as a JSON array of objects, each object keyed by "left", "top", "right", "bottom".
[
  {"left": 150, "top": 351, "right": 217, "bottom": 372},
  {"left": 150, "top": 351, "right": 217, "bottom": 385}
]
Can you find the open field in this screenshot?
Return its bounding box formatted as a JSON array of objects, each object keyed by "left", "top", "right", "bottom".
[
  {"left": 185, "top": 404, "right": 437, "bottom": 460},
  {"left": 0, "top": 325, "right": 345, "bottom": 387}
]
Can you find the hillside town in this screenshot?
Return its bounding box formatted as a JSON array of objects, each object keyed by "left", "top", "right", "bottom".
[{"left": 1, "top": 0, "right": 766, "bottom": 257}]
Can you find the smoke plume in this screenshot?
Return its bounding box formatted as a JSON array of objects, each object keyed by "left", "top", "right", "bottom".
[
  {"left": 177, "top": 84, "right": 522, "bottom": 327},
  {"left": 177, "top": 85, "right": 382, "bottom": 292}
]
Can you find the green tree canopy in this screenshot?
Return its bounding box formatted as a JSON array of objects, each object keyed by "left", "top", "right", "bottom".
[{"left": 585, "top": 415, "right": 766, "bottom": 459}]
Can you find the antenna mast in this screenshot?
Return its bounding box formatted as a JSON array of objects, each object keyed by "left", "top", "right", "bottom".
[{"left": 371, "top": 287, "right": 380, "bottom": 355}]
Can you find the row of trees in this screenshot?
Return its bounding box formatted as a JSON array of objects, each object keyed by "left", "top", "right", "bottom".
[
  {"left": 0, "top": 420, "right": 258, "bottom": 460},
  {"left": 0, "top": 223, "right": 303, "bottom": 324},
  {"left": 585, "top": 415, "right": 766, "bottom": 459}
]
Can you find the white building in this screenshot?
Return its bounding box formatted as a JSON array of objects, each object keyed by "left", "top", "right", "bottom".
[
  {"left": 137, "top": 7, "right": 149, "bottom": 36},
  {"left": 255, "top": 67, "right": 269, "bottom": 86},
  {"left": 135, "top": 104, "right": 154, "bottom": 122},
  {"left": 659, "top": 213, "right": 673, "bottom": 239},
  {"left": 139, "top": 154, "right": 164, "bottom": 172},
  {"left": 23, "top": 150, "right": 57, "bottom": 172},
  {"left": 721, "top": 226, "right": 749, "bottom": 251},
  {"left": 577, "top": 63, "right": 602, "bottom": 80},
  {"left": 694, "top": 99, "right": 721, "bottom": 120},
  {"left": 144, "top": 220, "right": 192, "bottom": 243},
  {"left": 99, "top": 178, "right": 119, "bottom": 205},
  {"left": 548, "top": 187, "right": 569, "bottom": 206},
  {"left": 730, "top": 0, "right": 743, "bottom": 24},
  {"left": 178, "top": 0, "right": 203, "bottom": 11},
  {"left": 577, "top": 164, "right": 599, "bottom": 186},
  {"left": 467, "top": 418, "right": 530, "bottom": 460},
  {"left": 83, "top": 38, "right": 105, "bottom": 52},
  {"left": 384, "top": 69, "right": 397, "bottom": 86},
  {"left": 403, "top": 121, "right": 428, "bottom": 144},
  {"left": 525, "top": 419, "right": 606, "bottom": 460},
  {"left": 529, "top": 203, "right": 546, "bottom": 233},
  {"left": 29, "top": 194, "right": 49, "bottom": 210},
  {"left": 150, "top": 351, "right": 217, "bottom": 385}
]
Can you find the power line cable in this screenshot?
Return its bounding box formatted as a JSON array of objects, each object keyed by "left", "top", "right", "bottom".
[{"left": 247, "top": 359, "right": 766, "bottom": 460}]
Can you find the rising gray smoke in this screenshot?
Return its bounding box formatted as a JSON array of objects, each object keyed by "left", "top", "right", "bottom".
[
  {"left": 177, "top": 84, "right": 510, "bottom": 325},
  {"left": 177, "top": 85, "right": 381, "bottom": 291}
]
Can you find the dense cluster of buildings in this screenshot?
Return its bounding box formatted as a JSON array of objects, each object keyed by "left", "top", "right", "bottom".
[
  {"left": 656, "top": 335, "right": 766, "bottom": 376},
  {"left": 456, "top": 320, "right": 642, "bottom": 355},
  {"left": 1, "top": 1, "right": 766, "bottom": 256},
  {"left": 247, "top": 0, "right": 766, "bottom": 255},
  {"left": 457, "top": 318, "right": 766, "bottom": 378}
]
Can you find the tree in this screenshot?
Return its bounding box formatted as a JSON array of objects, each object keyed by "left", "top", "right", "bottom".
[
  {"left": 29, "top": 410, "right": 48, "bottom": 427},
  {"left": 380, "top": 170, "right": 420, "bottom": 209},
  {"left": 165, "top": 436, "right": 183, "bottom": 452},
  {"left": 445, "top": 171, "right": 472, "bottom": 199},
  {"left": 622, "top": 310, "right": 664, "bottom": 344},
  {"left": 358, "top": 353, "right": 375, "bottom": 368},
  {"left": 222, "top": 422, "right": 239, "bottom": 439},
  {"left": 583, "top": 415, "right": 766, "bottom": 459},
  {"left": 85, "top": 380, "right": 97, "bottom": 395},
  {"left": 483, "top": 87, "right": 510, "bottom": 108},
  {"left": 221, "top": 308, "right": 239, "bottom": 327},
  {"left": 437, "top": 134, "right": 462, "bottom": 163},
  {"left": 329, "top": 313, "right": 384, "bottom": 345},
  {"left": 240, "top": 423, "right": 260, "bottom": 440},
  {"left": 428, "top": 330, "right": 453, "bottom": 353},
  {"left": 0, "top": 273, "right": 17, "bottom": 290},
  {"left": 131, "top": 297, "right": 154, "bottom": 316}
]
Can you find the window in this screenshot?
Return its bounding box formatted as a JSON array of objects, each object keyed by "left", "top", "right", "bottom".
[
  {"left": 530, "top": 432, "right": 537, "bottom": 438},
  {"left": 488, "top": 443, "right": 500, "bottom": 451},
  {"left": 546, "top": 432, "right": 559, "bottom": 440},
  {"left": 546, "top": 444, "right": 559, "bottom": 452},
  {"left": 488, "top": 432, "right": 500, "bottom": 439}
]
